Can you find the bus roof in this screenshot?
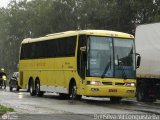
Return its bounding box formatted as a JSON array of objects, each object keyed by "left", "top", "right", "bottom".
[{"left": 22, "top": 30, "right": 134, "bottom": 44}]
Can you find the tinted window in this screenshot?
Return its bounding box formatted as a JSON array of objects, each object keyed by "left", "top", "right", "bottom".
[
  {"left": 77, "top": 35, "right": 87, "bottom": 78},
  {"left": 20, "top": 36, "right": 77, "bottom": 59}
]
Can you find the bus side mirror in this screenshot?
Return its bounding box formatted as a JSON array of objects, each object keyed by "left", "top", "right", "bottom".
[
  {"left": 80, "top": 46, "right": 86, "bottom": 52},
  {"left": 136, "top": 53, "right": 141, "bottom": 68}
]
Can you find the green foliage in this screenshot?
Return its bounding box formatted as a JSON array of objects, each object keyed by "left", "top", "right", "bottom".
[
  {"left": 131, "top": 0, "right": 160, "bottom": 24},
  {"left": 0, "top": 0, "right": 159, "bottom": 74},
  {"left": 0, "top": 105, "right": 14, "bottom": 115}
]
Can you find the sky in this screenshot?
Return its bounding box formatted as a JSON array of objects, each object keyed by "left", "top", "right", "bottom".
[
  {"left": 0, "top": 0, "right": 11, "bottom": 8},
  {"left": 0, "top": 0, "right": 30, "bottom": 8}
]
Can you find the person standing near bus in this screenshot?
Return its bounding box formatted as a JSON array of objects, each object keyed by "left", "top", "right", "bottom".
[{"left": 0, "top": 68, "right": 7, "bottom": 89}]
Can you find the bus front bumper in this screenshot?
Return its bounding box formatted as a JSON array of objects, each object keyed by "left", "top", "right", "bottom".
[{"left": 82, "top": 85, "right": 136, "bottom": 98}]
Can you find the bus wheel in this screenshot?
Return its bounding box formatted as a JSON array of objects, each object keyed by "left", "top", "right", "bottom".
[
  {"left": 29, "top": 80, "right": 36, "bottom": 96},
  {"left": 110, "top": 97, "right": 122, "bottom": 103},
  {"left": 69, "top": 82, "right": 82, "bottom": 100},
  {"left": 35, "top": 80, "right": 44, "bottom": 97},
  {"left": 70, "top": 82, "right": 77, "bottom": 100}
]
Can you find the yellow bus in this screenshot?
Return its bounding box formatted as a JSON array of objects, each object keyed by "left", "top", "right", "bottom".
[{"left": 18, "top": 30, "right": 140, "bottom": 102}]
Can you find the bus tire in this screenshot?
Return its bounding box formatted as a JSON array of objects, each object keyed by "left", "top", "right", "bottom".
[
  {"left": 35, "top": 80, "right": 44, "bottom": 97},
  {"left": 29, "top": 79, "right": 36, "bottom": 96},
  {"left": 70, "top": 82, "right": 77, "bottom": 100},
  {"left": 69, "top": 81, "right": 81, "bottom": 100},
  {"left": 110, "top": 97, "right": 122, "bottom": 103}
]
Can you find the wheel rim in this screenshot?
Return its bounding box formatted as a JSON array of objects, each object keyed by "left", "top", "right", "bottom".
[
  {"left": 30, "top": 84, "right": 33, "bottom": 93},
  {"left": 71, "top": 85, "right": 76, "bottom": 100},
  {"left": 36, "top": 83, "right": 40, "bottom": 94}
]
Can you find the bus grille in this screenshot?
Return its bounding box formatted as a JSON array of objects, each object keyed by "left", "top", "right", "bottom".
[
  {"left": 102, "top": 82, "right": 112, "bottom": 85},
  {"left": 115, "top": 82, "right": 125, "bottom": 86}
]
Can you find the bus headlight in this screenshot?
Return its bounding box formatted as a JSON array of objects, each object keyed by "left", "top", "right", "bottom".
[
  {"left": 2, "top": 75, "right": 6, "bottom": 80},
  {"left": 88, "top": 81, "right": 102, "bottom": 85},
  {"left": 126, "top": 82, "right": 135, "bottom": 87}
]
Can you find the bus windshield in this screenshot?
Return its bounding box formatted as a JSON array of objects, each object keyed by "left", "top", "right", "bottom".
[
  {"left": 114, "top": 38, "right": 136, "bottom": 79},
  {"left": 87, "top": 36, "right": 114, "bottom": 77},
  {"left": 86, "top": 36, "right": 136, "bottom": 79}
]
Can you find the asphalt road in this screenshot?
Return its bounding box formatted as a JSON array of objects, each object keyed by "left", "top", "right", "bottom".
[{"left": 0, "top": 87, "right": 160, "bottom": 120}]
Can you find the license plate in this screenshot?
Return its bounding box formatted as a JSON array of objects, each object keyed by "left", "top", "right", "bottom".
[{"left": 108, "top": 89, "right": 117, "bottom": 92}]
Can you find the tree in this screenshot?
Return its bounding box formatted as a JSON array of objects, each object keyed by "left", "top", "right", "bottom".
[{"left": 0, "top": 0, "right": 160, "bottom": 74}]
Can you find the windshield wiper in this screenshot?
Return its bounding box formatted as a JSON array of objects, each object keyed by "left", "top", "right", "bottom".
[
  {"left": 101, "top": 56, "right": 111, "bottom": 78},
  {"left": 117, "top": 55, "right": 127, "bottom": 79}
]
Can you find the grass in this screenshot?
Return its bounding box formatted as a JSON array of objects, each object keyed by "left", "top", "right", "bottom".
[{"left": 0, "top": 105, "right": 14, "bottom": 115}]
